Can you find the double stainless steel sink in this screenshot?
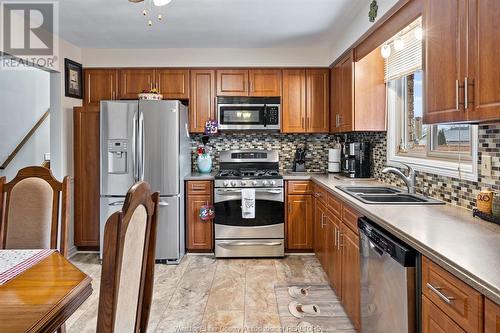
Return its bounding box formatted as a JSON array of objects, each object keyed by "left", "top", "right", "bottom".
[{"left": 336, "top": 185, "right": 444, "bottom": 205}]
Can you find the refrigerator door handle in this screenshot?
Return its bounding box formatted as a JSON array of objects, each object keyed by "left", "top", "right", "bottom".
[
  {"left": 139, "top": 111, "right": 145, "bottom": 181},
  {"left": 132, "top": 110, "right": 138, "bottom": 182},
  {"left": 158, "top": 201, "right": 169, "bottom": 207},
  {"left": 109, "top": 200, "right": 125, "bottom": 206}
]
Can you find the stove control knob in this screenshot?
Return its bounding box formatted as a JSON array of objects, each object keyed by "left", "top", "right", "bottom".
[
  {"left": 262, "top": 180, "right": 269, "bottom": 186},
  {"left": 270, "top": 180, "right": 276, "bottom": 186},
  {"left": 223, "top": 180, "right": 230, "bottom": 187},
  {"left": 240, "top": 180, "right": 247, "bottom": 186},
  {"left": 231, "top": 180, "right": 237, "bottom": 187},
  {"left": 252, "top": 180, "right": 258, "bottom": 186}
]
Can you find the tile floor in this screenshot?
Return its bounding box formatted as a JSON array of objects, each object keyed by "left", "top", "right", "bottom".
[{"left": 66, "top": 254, "right": 329, "bottom": 333}]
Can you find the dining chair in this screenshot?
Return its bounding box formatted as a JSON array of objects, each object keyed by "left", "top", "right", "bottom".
[
  {"left": 0, "top": 166, "right": 70, "bottom": 257},
  {"left": 97, "top": 181, "right": 159, "bottom": 333}
]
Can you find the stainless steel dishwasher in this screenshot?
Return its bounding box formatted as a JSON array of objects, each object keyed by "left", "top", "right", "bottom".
[{"left": 358, "top": 217, "right": 418, "bottom": 333}]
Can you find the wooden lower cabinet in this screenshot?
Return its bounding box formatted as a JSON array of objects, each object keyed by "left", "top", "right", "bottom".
[
  {"left": 485, "top": 298, "right": 500, "bottom": 333},
  {"left": 311, "top": 185, "right": 361, "bottom": 331},
  {"left": 341, "top": 222, "right": 361, "bottom": 331},
  {"left": 73, "top": 106, "right": 100, "bottom": 248},
  {"left": 313, "top": 199, "right": 328, "bottom": 264},
  {"left": 186, "top": 181, "right": 213, "bottom": 252},
  {"left": 422, "top": 295, "right": 466, "bottom": 333},
  {"left": 326, "top": 211, "right": 342, "bottom": 299},
  {"left": 286, "top": 194, "right": 313, "bottom": 250}
]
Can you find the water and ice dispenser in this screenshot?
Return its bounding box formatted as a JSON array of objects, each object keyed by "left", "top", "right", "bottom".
[{"left": 107, "top": 139, "right": 128, "bottom": 174}]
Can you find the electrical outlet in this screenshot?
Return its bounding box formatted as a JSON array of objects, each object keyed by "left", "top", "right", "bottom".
[{"left": 481, "top": 155, "right": 492, "bottom": 176}]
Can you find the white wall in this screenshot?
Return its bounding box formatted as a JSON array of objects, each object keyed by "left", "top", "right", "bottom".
[
  {"left": 0, "top": 67, "right": 51, "bottom": 180},
  {"left": 50, "top": 37, "right": 82, "bottom": 257},
  {"left": 82, "top": 47, "right": 331, "bottom": 67},
  {"left": 328, "top": 0, "right": 400, "bottom": 63}
]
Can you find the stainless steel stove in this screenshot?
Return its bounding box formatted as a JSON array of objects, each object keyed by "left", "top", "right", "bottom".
[{"left": 214, "top": 150, "right": 284, "bottom": 258}]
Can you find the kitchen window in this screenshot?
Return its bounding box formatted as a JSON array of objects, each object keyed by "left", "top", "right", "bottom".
[{"left": 385, "top": 17, "right": 478, "bottom": 181}]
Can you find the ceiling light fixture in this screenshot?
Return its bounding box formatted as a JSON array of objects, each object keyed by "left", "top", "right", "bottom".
[
  {"left": 129, "top": 0, "right": 172, "bottom": 26},
  {"left": 394, "top": 38, "right": 405, "bottom": 51},
  {"left": 414, "top": 26, "right": 423, "bottom": 40},
  {"left": 381, "top": 44, "right": 391, "bottom": 59}
]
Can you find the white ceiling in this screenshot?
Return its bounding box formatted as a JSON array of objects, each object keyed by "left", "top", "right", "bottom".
[{"left": 58, "top": 0, "right": 367, "bottom": 48}]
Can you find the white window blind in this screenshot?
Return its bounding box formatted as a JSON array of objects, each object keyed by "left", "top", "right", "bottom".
[{"left": 384, "top": 19, "right": 422, "bottom": 82}]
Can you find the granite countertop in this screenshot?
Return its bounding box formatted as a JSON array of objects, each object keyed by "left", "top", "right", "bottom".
[
  {"left": 184, "top": 172, "right": 216, "bottom": 180},
  {"left": 309, "top": 174, "right": 500, "bottom": 306}
]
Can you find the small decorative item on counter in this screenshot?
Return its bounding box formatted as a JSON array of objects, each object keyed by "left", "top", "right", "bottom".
[
  {"left": 138, "top": 88, "right": 163, "bottom": 100},
  {"left": 196, "top": 146, "right": 212, "bottom": 173},
  {"left": 204, "top": 119, "right": 218, "bottom": 135},
  {"left": 476, "top": 189, "right": 494, "bottom": 214},
  {"left": 199, "top": 204, "right": 215, "bottom": 221}
]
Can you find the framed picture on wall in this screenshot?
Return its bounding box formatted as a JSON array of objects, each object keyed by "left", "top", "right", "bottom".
[{"left": 64, "top": 58, "right": 83, "bottom": 99}]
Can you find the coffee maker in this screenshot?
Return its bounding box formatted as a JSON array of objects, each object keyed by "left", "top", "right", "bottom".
[
  {"left": 341, "top": 142, "right": 372, "bottom": 178},
  {"left": 293, "top": 144, "right": 306, "bottom": 172}
]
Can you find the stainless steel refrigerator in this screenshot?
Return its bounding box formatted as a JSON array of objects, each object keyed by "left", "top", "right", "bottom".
[{"left": 99, "top": 100, "right": 190, "bottom": 263}]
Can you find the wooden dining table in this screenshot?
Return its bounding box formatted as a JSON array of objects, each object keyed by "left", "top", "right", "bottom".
[{"left": 0, "top": 251, "right": 93, "bottom": 333}]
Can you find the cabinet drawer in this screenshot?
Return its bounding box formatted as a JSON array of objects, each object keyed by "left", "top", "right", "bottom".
[
  {"left": 287, "top": 181, "right": 313, "bottom": 195},
  {"left": 341, "top": 205, "right": 360, "bottom": 235},
  {"left": 313, "top": 184, "right": 327, "bottom": 203},
  {"left": 422, "top": 295, "right": 466, "bottom": 333},
  {"left": 422, "top": 256, "right": 483, "bottom": 333},
  {"left": 186, "top": 181, "right": 212, "bottom": 195},
  {"left": 327, "top": 192, "right": 342, "bottom": 219}
]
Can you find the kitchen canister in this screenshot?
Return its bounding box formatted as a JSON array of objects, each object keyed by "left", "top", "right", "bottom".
[
  {"left": 492, "top": 195, "right": 500, "bottom": 218},
  {"left": 476, "top": 190, "right": 494, "bottom": 214},
  {"left": 197, "top": 153, "right": 212, "bottom": 173}
]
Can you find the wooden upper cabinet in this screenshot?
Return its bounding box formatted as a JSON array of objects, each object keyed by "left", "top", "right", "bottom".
[
  {"left": 282, "top": 69, "right": 307, "bottom": 133},
  {"left": 156, "top": 69, "right": 189, "bottom": 99},
  {"left": 423, "top": 0, "right": 467, "bottom": 124},
  {"left": 118, "top": 69, "right": 156, "bottom": 100},
  {"left": 286, "top": 194, "right": 313, "bottom": 250},
  {"left": 331, "top": 52, "right": 354, "bottom": 133},
  {"left": 470, "top": 0, "right": 500, "bottom": 122},
  {"left": 354, "top": 47, "right": 386, "bottom": 131},
  {"left": 249, "top": 69, "right": 282, "bottom": 97},
  {"left": 216, "top": 69, "right": 249, "bottom": 96},
  {"left": 190, "top": 69, "right": 215, "bottom": 133},
  {"left": 485, "top": 298, "right": 500, "bottom": 333},
  {"left": 83, "top": 69, "right": 117, "bottom": 106},
  {"left": 338, "top": 52, "right": 354, "bottom": 132},
  {"left": 306, "top": 69, "right": 329, "bottom": 133},
  {"left": 423, "top": 0, "right": 500, "bottom": 123}
]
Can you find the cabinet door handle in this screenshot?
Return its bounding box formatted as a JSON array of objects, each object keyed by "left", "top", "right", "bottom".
[
  {"left": 321, "top": 213, "right": 326, "bottom": 228},
  {"left": 456, "top": 79, "right": 460, "bottom": 110},
  {"left": 464, "top": 77, "right": 468, "bottom": 109},
  {"left": 426, "top": 283, "right": 455, "bottom": 304},
  {"left": 301, "top": 117, "right": 305, "bottom": 129},
  {"left": 338, "top": 231, "right": 344, "bottom": 248}
]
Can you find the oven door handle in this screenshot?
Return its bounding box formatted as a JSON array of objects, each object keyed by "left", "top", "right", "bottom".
[
  {"left": 219, "top": 241, "right": 283, "bottom": 246},
  {"left": 217, "top": 189, "right": 282, "bottom": 194}
]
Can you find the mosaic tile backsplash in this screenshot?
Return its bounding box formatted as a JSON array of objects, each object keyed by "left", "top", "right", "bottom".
[
  {"left": 191, "top": 123, "right": 499, "bottom": 210},
  {"left": 191, "top": 133, "right": 337, "bottom": 172}
]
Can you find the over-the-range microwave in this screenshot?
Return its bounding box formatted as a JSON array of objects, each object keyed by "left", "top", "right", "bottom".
[{"left": 217, "top": 97, "right": 280, "bottom": 131}]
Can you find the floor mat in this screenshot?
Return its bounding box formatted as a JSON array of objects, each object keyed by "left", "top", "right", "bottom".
[{"left": 274, "top": 283, "right": 356, "bottom": 332}]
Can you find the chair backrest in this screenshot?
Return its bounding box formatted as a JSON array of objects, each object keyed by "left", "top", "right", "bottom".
[
  {"left": 0, "top": 166, "right": 70, "bottom": 257},
  {"left": 97, "top": 181, "right": 159, "bottom": 333}
]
